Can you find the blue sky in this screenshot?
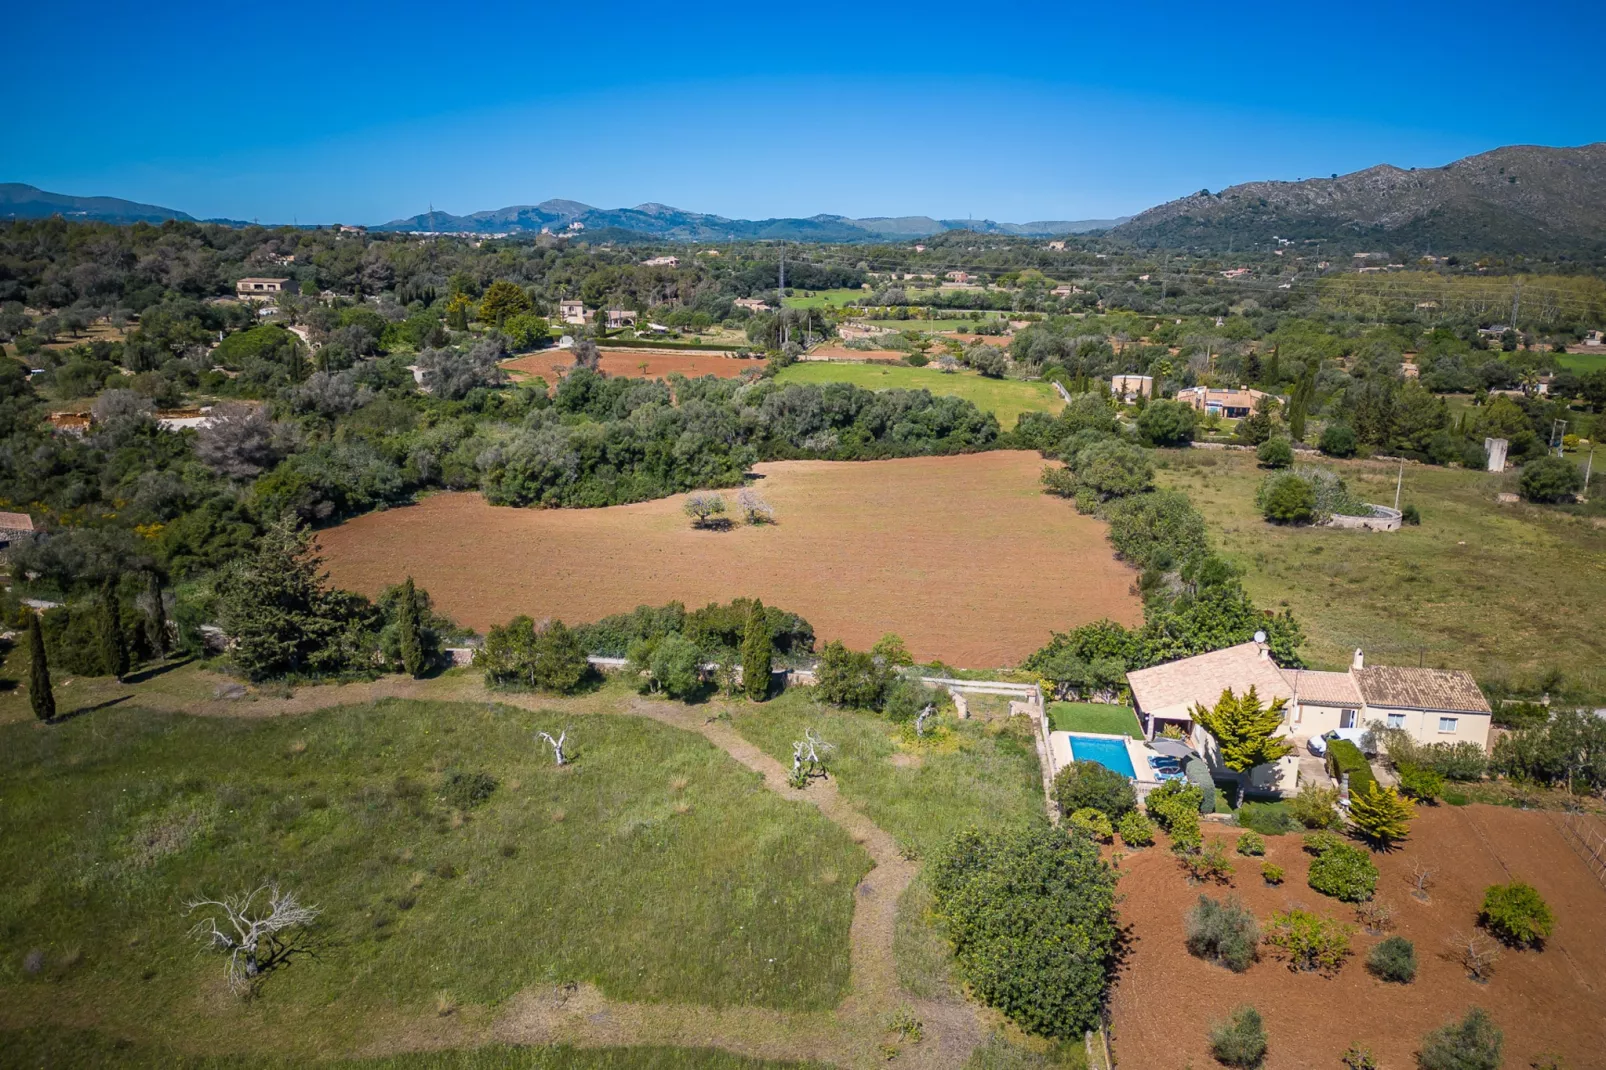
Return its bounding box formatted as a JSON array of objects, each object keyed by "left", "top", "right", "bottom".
[{"left": 8, "top": 0, "right": 1604, "bottom": 225}]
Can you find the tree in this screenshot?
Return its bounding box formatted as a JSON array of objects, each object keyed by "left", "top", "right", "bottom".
[
  {"left": 736, "top": 488, "right": 774, "bottom": 524},
  {"left": 1256, "top": 437, "right": 1293, "bottom": 468},
  {"left": 741, "top": 600, "right": 772, "bottom": 701},
  {"left": 1191, "top": 686, "right": 1293, "bottom": 773},
  {"left": 1186, "top": 894, "right": 1259, "bottom": 972},
  {"left": 647, "top": 631, "right": 703, "bottom": 699},
  {"left": 27, "top": 614, "right": 54, "bottom": 722},
  {"left": 968, "top": 345, "right": 1008, "bottom": 378},
  {"left": 477, "top": 280, "right": 532, "bottom": 327},
  {"left": 931, "top": 824, "right": 1118, "bottom": 1038},
  {"left": 1478, "top": 882, "right": 1554, "bottom": 947},
  {"left": 1208, "top": 1006, "right": 1268, "bottom": 1068},
  {"left": 1137, "top": 399, "right": 1197, "bottom": 446},
  {"left": 1417, "top": 1008, "right": 1502, "bottom": 1070},
  {"left": 1258, "top": 472, "right": 1317, "bottom": 524},
  {"left": 816, "top": 640, "right": 890, "bottom": 709},
  {"left": 683, "top": 492, "right": 727, "bottom": 529},
  {"left": 537, "top": 728, "right": 569, "bottom": 766},
  {"left": 187, "top": 884, "right": 321, "bottom": 994},
  {"left": 1348, "top": 783, "right": 1415, "bottom": 847},
  {"left": 197, "top": 401, "right": 281, "bottom": 480},
  {"left": 1367, "top": 935, "right": 1417, "bottom": 983},
  {"left": 1320, "top": 423, "right": 1358, "bottom": 458},
  {"left": 1518, "top": 456, "right": 1583, "bottom": 503},
  {"left": 1052, "top": 759, "right": 1137, "bottom": 818},
  {"left": 418, "top": 338, "right": 508, "bottom": 400},
  {"left": 1287, "top": 368, "right": 1315, "bottom": 443},
  {"left": 528, "top": 620, "right": 589, "bottom": 692},
  {"left": 141, "top": 572, "right": 169, "bottom": 659},
  {"left": 397, "top": 577, "right": 425, "bottom": 678},
  {"left": 97, "top": 576, "right": 129, "bottom": 680}
]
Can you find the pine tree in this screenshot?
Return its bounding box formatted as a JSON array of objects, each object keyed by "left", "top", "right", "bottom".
[
  {"left": 741, "top": 600, "right": 773, "bottom": 702},
  {"left": 1191, "top": 686, "right": 1293, "bottom": 772},
  {"left": 398, "top": 576, "right": 424, "bottom": 678},
  {"left": 143, "top": 572, "right": 169, "bottom": 660},
  {"left": 1349, "top": 783, "right": 1415, "bottom": 847},
  {"left": 97, "top": 576, "right": 129, "bottom": 681},
  {"left": 28, "top": 613, "right": 55, "bottom": 722},
  {"left": 1288, "top": 368, "right": 1315, "bottom": 443}
]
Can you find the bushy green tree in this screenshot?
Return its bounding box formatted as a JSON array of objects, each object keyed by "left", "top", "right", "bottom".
[
  {"left": 1052, "top": 759, "right": 1137, "bottom": 819},
  {"left": 740, "top": 600, "right": 773, "bottom": 701},
  {"left": 1307, "top": 840, "right": 1378, "bottom": 902},
  {"left": 1320, "top": 423, "right": 1358, "bottom": 457},
  {"left": 1258, "top": 472, "right": 1317, "bottom": 524},
  {"left": 931, "top": 824, "right": 1118, "bottom": 1038},
  {"left": 1348, "top": 783, "right": 1415, "bottom": 847},
  {"left": 1367, "top": 936, "right": 1416, "bottom": 983},
  {"left": 1137, "top": 399, "right": 1197, "bottom": 446},
  {"left": 1479, "top": 882, "right": 1554, "bottom": 947},
  {"left": 1117, "top": 810, "right": 1155, "bottom": 846},
  {"left": 27, "top": 614, "right": 55, "bottom": 723},
  {"left": 1191, "top": 686, "right": 1293, "bottom": 773},
  {"left": 647, "top": 631, "right": 703, "bottom": 699},
  {"left": 1417, "top": 1008, "right": 1502, "bottom": 1070},
  {"left": 815, "top": 640, "right": 890, "bottom": 709},
  {"left": 1518, "top": 456, "right": 1584, "bottom": 503},
  {"left": 1256, "top": 437, "right": 1293, "bottom": 468},
  {"left": 477, "top": 280, "right": 533, "bottom": 327},
  {"left": 479, "top": 616, "right": 591, "bottom": 693}
]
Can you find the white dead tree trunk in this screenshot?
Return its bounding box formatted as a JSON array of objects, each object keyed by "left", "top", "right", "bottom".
[
  {"left": 915, "top": 703, "right": 936, "bottom": 738},
  {"left": 186, "top": 884, "right": 320, "bottom": 993},
  {"left": 537, "top": 729, "right": 569, "bottom": 766},
  {"left": 789, "top": 728, "right": 835, "bottom": 787}
]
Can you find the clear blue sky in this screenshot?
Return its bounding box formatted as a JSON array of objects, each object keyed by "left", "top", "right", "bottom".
[{"left": 8, "top": 0, "right": 1604, "bottom": 225}]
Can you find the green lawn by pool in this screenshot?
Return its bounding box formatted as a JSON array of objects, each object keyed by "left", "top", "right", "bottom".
[
  {"left": 1048, "top": 702, "right": 1143, "bottom": 738},
  {"left": 775, "top": 361, "right": 1062, "bottom": 429}
]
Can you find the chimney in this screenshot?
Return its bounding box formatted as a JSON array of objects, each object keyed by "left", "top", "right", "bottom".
[{"left": 1352, "top": 648, "right": 1364, "bottom": 671}]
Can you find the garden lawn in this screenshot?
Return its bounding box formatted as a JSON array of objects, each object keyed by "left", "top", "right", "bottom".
[
  {"left": 0, "top": 699, "right": 869, "bottom": 1060},
  {"left": 774, "top": 362, "right": 1062, "bottom": 429},
  {"left": 1157, "top": 449, "right": 1606, "bottom": 699},
  {"left": 727, "top": 688, "right": 1048, "bottom": 860},
  {"left": 1048, "top": 702, "right": 1142, "bottom": 738}
]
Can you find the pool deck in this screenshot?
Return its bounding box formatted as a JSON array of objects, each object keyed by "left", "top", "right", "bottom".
[{"left": 1049, "top": 730, "right": 1166, "bottom": 798}]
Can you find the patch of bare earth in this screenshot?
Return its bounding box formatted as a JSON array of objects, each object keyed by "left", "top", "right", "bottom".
[
  {"left": 318, "top": 452, "right": 1142, "bottom": 668},
  {"left": 502, "top": 350, "right": 764, "bottom": 385}
]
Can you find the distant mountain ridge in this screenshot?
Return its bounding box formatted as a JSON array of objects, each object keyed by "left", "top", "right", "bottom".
[
  {"left": 370, "top": 199, "right": 1125, "bottom": 240},
  {"left": 0, "top": 183, "right": 197, "bottom": 224},
  {"left": 1111, "top": 142, "right": 1606, "bottom": 254}
]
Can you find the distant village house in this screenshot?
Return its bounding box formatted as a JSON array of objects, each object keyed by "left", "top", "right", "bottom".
[
  {"left": 1109, "top": 374, "right": 1154, "bottom": 402},
  {"left": 606, "top": 309, "right": 638, "bottom": 329},
  {"left": 1175, "top": 385, "right": 1272, "bottom": 419},
  {"left": 558, "top": 299, "right": 587, "bottom": 325},
  {"left": 734, "top": 297, "right": 771, "bottom": 314},
  {"left": 235, "top": 278, "right": 292, "bottom": 300},
  {"left": 0, "top": 511, "right": 35, "bottom": 560},
  {"left": 641, "top": 256, "right": 680, "bottom": 267}
]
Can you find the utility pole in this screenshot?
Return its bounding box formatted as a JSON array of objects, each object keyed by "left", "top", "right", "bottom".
[
  {"left": 1511, "top": 278, "right": 1521, "bottom": 332},
  {"left": 779, "top": 246, "right": 788, "bottom": 347},
  {"left": 1394, "top": 459, "right": 1404, "bottom": 511},
  {"left": 1583, "top": 447, "right": 1595, "bottom": 499}
]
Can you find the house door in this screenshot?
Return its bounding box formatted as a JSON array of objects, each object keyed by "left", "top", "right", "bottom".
[{"left": 1340, "top": 709, "right": 1357, "bottom": 729}]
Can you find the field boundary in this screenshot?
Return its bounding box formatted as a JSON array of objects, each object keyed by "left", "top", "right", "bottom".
[{"left": 1557, "top": 810, "right": 1606, "bottom": 890}]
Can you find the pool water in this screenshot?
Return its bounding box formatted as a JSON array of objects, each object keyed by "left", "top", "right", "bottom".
[{"left": 1066, "top": 734, "right": 1136, "bottom": 778}]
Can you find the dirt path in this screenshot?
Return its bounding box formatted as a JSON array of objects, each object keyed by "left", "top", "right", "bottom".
[{"left": 118, "top": 673, "right": 992, "bottom": 1068}]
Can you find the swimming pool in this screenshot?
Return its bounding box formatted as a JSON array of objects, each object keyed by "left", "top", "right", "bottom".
[{"left": 1066, "top": 734, "right": 1137, "bottom": 778}]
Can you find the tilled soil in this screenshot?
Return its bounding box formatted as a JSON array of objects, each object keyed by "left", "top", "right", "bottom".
[
  {"left": 502, "top": 349, "right": 765, "bottom": 384},
  {"left": 319, "top": 452, "right": 1141, "bottom": 667},
  {"left": 1108, "top": 807, "right": 1606, "bottom": 1068}
]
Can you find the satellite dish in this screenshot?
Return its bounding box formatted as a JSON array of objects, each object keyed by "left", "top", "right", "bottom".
[{"left": 1253, "top": 630, "right": 1268, "bottom": 645}]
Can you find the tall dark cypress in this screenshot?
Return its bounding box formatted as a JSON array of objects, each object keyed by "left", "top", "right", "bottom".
[
  {"left": 741, "top": 600, "right": 772, "bottom": 702},
  {"left": 28, "top": 613, "right": 55, "bottom": 722},
  {"left": 144, "top": 572, "right": 169, "bottom": 660},
  {"left": 98, "top": 576, "right": 129, "bottom": 680},
  {"left": 398, "top": 577, "right": 424, "bottom": 678}
]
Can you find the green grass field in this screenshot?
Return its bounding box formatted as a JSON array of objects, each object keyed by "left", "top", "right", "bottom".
[
  {"left": 780, "top": 289, "right": 868, "bottom": 310},
  {"left": 1048, "top": 703, "right": 1142, "bottom": 738},
  {"left": 862, "top": 319, "right": 1002, "bottom": 332},
  {"left": 1157, "top": 449, "right": 1606, "bottom": 699},
  {"left": 1557, "top": 349, "right": 1606, "bottom": 374},
  {"left": 775, "top": 362, "right": 1062, "bottom": 429},
  {"left": 0, "top": 698, "right": 869, "bottom": 1059}
]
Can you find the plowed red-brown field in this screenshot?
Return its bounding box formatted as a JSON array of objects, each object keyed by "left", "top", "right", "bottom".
[
  {"left": 502, "top": 349, "right": 763, "bottom": 384},
  {"left": 1110, "top": 806, "right": 1606, "bottom": 1068},
  {"left": 318, "top": 452, "right": 1141, "bottom": 666}
]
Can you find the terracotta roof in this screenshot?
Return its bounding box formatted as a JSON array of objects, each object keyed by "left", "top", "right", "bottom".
[
  {"left": 1285, "top": 669, "right": 1361, "bottom": 706},
  {"left": 1126, "top": 642, "right": 1294, "bottom": 721},
  {"left": 1353, "top": 667, "right": 1490, "bottom": 714},
  {"left": 0, "top": 511, "right": 34, "bottom": 531}
]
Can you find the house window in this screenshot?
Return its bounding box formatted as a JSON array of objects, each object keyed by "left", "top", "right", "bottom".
[
  {"left": 1340, "top": 709, "right": 1357, "bottom": 729},
  {"left": 1438, "top": 717, "right": 1458, "bottom": 733},
  {"left": 1386, "top": 713, "right": 1405, "bottom": 729}
]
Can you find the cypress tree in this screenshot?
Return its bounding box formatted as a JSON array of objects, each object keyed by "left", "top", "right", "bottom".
[
  {"left": 98, "top": 576, "right": 129, "bottom": 681},
  {"left": 741, "top": 600, "right": 773, "bottom": 702},
  {"left": 398, "top": 576, "right": 424, "bottom": 678},
  {"left": 144, "top": 572, "right": 169, "bottom": 660},
  {"left": 28, "top": 613, "right": 55, "bottom": 722}
]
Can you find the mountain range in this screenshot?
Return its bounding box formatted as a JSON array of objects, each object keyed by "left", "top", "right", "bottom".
[{"left": 6, "top": 141, "right": 1606, "bottom": 253}]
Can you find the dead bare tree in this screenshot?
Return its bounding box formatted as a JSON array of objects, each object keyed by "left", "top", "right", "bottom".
[
  {"left": 537, "top": 729, "right": 569, "bottom": 766},
  {"left": 1448, "top": 930, "right": 1501, "bottom": 982},
  {"left": 915, "top": 703, "right": 937, "bottom": 738},
  {"left": 1407, "top": 861, "right": 1435, "bottom": 902},
  {"left": 186, "top": 884, "right": 320, "bottom": 993},
  {"left": 1355, "top": 899, "right": 1395, "bottom": 935},
  {"left": 789, "top": 728, "right": 835, "bottom": 788}
]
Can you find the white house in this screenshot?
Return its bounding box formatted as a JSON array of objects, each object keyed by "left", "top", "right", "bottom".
[{"left": 558, "top": 299, "right": 587, "bottom": 325}]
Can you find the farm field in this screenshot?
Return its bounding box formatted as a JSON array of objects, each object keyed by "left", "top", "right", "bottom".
[
  {"left": 1157, "top": 449, "right": 1606, "bottom": 699},
  {"left": 862, "top": 319, "right": 997, "bottom": 332},
  {"left": 1047, "top": 702, "right": 1141, "bottom": 738},
  {"left": 801, "top": 345, "right": 907, "bottom": 362},
  {"left": 502, "top": 349, "right": 764, "bottom": 385},
  {"left": 0, "top": 696, "right": 868, "bottom": 1062},
  {"left": 1556, "top": 348, "right": 1606, "bottom": 374},
  {"left": 319, "top": 452, "right": 1142, "bottom": 668},
  {"left": 1109, "top": 805, "right": 1606, "bottom": 1068},
  {"left": 773, "top": 362, "right": 1062, "bottom": 430},
  {"left": 780, "top": 288, "right": 868, "bottom": 309}
]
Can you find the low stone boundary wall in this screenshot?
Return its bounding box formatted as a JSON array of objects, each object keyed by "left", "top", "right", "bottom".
[{"left": 1327, "top": 504, "right": 1402, "bottom": 532}]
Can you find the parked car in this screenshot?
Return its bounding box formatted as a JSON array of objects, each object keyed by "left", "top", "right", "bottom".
[{"left": 1306, "top": 727, "right": 1374, "bottom": 757}]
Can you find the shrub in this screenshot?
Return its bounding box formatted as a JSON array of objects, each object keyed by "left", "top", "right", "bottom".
[
  {"left": 442, "top": 769, "right": 497, "bottom": 810},
  {"left": 1181, "top": 840, "right": 1234, "bottom": 883},
  {"left": 1320, "top": 423, "right": 1358, "bottom": 457},
  {"left": 1235, "top": 831, "right": 1265, "bottom": 856},
  {"left": 1478, "top": 882, "right": 1554, "bottom": 947},
  {"left": 1208, "top": 1006, "right": 1268, "bottom": 1068},
  {"left": 1262, "top": 909, "right": 1353, "bottom": 974},
  {"left": 1260, "top": 862, "right": 1284, "bottom": 885},
  {"left": 1256, "top": 437, "right": 1294, "bottom": 468},
  {"left": 1052, "top": 759, "right": 1137, "bottom": 819},
  {"left": 1348, "top": 784, "right": 1415, "bottom": 847},
  {"left": 1396, "top": 764, "right": 1444, "bottom": 803},
  {"left": 1288, "top": 785, "right": 1342, "bottom": 829},
  {"left": 1417, "top": 1008, "right": 1503, "bottom": 1070},
  {"left": 1236, "top": 801, "right": 1298, "bottom": 836},
  {"left": 1302, "top": 830, "right": 1346, "bottom": 856},
  {"left": 1342, "top": 1047, "right": 1379, "bottom": 1070},
  {"left": 1325, "top": 739, "right": 1378, "bottom": 798},
  {"left": 1519, "top": 456, "right": 1584, "bottom": 503},
  {"left": 1117, "top": 810, "right": 1156, "bottom": 847},
  {"left": 1367, "top": 935, "right": 1417, "bottom": 983},
  {"left": 1307, "top": 841, "right": 1378, "bottom": 902},
  {"left": 1068, "top": 807, "right": 1114, "bottom": 843},
  {"left": 1401, "top": 503, "right": 1421, "bottom": 525},
  {"left": 1258, "top": 472, "right": 1317, "bottom": 524},
  {"left": 1148, "top": 780, "right": 1204, "bottom": 849},
  {"left": 931, "top": 824, "right": 1118, "bottom": 1039},
  {"left": 1136, "top": 398, "right": 1196, "bottom": 447},
  {"left": 1186, "top": 895, "right": 1259, "bottom": 972}
]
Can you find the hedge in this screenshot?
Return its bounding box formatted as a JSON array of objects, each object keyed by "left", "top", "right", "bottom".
[
  {"left": 1183, "top": 755, "right": 1217, "bottom": 813},
  {"left": 1326, "top": 739, "right": 1377, "bottom": 797}
]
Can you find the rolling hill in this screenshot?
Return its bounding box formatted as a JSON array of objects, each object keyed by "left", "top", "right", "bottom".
[
  {"left": 1111, "top": 143, "right": 1606, "bottom": 254},
  {"left": 0, "top": 183, "right": 196, "bottom": 224}
]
